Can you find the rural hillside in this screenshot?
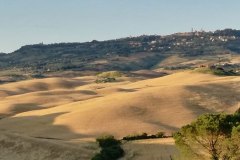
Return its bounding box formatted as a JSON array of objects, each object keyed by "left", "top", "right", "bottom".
[
  {"left": 0, "top": 70, "right": 240, "bottom": 159},
  {"left": 0, "top": 29, "right": 240, "bottom": 160},
  {"left": 1, "top": 29, "right": 240, "bottom": 83},
  {"left": 2, "top": 0, "right": 240, "bottom": 159}
]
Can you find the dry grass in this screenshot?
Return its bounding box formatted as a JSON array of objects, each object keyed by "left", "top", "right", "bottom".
[
  {"left": 121, "top": 138, "right": 178, "bottom": 160},
  {"left": 0, "top": 71, "right": 239, "bottom": 159}
]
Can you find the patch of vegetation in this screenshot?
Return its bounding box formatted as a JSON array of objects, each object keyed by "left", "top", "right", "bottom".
[
  {"left": 95, "top": 71, "right": 122, "bottom": 83},
  {"left": 164, "top": 65, "right": 193, "bottom": 70},
  {"left": 122, "top": 132, "right": 166, "bottom": 141},
  {"left": 193, "top": 67, "right": 237, "bottom": 76},
  {"left": 97, "top": 71, "right": 122, "bottom": 78},
  {"left": 95, "top": 77, "right": 116, "bottom": 83},
  {"left": 31, "top": 73, "right": 45, "bottom": 78},
  {"left": 92, "top": 135, "right": 124, "bottom": 160},
  {"left": 173, "top": 110, "right": 240, "bottom": 160}
]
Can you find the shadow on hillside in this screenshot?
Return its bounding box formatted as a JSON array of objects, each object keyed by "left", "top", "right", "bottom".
[
  {"left": 0, "top": 103, "right": 46, "bottom": 119},
  {"left": 10, "top": 103, "right": 45, "bottom": 114},
  {"left": 0, "top": 103, "right": 49, "bottom": 119},
  {"left": 34, "top": 89, "right": 98, "bottom": 97},
  {"left": 0, "top": 112, "right": 91, "bottom": 140},
  {"left": 130, "top": 71, "right": 168, "bottom": 79},
  {"left": 79, "top": 90, "right": 97, "bottom": 95},
  {"left": 0, "top": 89, "right": 16, "bottom": 97},
  {"left": 185, "top": 83, "right": 240, "bottom": 115},
  {"left": 117, "top": 88, "right": 138, "bottom": 92},
  {"left": 147, "top": 120, "right": 179, "bottom": 132},
  {"left": 0, "top": 78, "right": 91, "bottom": 96},
  {"left": 0, "top": 114, "right": 9, "bottom": 120}
]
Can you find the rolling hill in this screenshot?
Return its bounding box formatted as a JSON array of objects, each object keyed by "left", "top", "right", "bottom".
[
  {"left": 1, "top": 29, "right": 240, "bottom": 160},
  {"left": 0, "top": 71, "right": 239, "bottom": 159}
]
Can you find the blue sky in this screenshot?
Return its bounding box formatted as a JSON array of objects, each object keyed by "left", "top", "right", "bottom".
[{"left": 0, "top": 0, "right": 240, "bottom": 53}]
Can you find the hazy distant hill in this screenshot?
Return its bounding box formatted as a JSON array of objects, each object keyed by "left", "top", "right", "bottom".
[
  {"left": 0, "top": 29, "right": 240, "bottom": 160},
  {"left": 1, "top": 29, "right": 240, "bottom": 73}
]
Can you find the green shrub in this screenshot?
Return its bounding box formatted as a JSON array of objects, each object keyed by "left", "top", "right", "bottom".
[
  {"left": 91, "top": 153, "right": 103, "bottom": 160},
  {"left": 156, "top": 131, "right": 165, "bottom": 138},
  {"left": 122, "top": 133, "right": 148, "bottom": 141},
  {"left": 193, "top": 67, "right": 237, "bottom": 76},
  {"left": 100, "top": 145, "right": 124, "bottom": 160},
  {"left": 97, "top": 71, "right": 122, "bottom": 78},
  {"left": 92, "top": 135, "right": 124, "bottom": 160},
  {"left": 95, "top": 77, "right": 116, "bottom": 83},
  {"left": 96, "top": 135, "right": 120, "bottom": 148},
  {"left": 122, "top": 132, "right": 166, "bottom": 141},
  {"left": 95, "top": 71, "right": 122, "bottom": 83}
]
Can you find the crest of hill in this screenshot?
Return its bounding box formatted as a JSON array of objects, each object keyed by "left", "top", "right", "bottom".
[{"left": 0, "top": 29, "right": 240, "bottom": 75}]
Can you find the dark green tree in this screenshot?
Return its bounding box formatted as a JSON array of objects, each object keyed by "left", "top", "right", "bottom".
[
  {"left": 92, "top": 135, "right": 124, "bottom": 160},
  {"left": 222, "top": 111, "right": 240, "bottom": 159},
  {"left": 173, "top": 113, "right": 234, "bottom": 160}
]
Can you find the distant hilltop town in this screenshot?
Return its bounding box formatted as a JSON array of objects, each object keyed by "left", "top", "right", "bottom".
[{"left": 0, "top": 29, "right": 240, "bottom": 83}]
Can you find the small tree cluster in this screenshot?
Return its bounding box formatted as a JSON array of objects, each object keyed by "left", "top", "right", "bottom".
[{"left": 122, "top": 132, "right": 166, "bottom": 141}]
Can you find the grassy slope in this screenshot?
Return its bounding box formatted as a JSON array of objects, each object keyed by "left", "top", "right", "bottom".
[{"left": 0, "top": 71, "right": 239, "bottom": 159}]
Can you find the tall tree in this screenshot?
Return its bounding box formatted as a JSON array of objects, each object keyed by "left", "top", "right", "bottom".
[{"left": 174, "top": 113, "right": 234, "bottom": 160}]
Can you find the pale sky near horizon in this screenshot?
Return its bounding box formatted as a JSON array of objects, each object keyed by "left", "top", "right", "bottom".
[{"left": 0, "top": 0, "right": 240, "bottom": 53}]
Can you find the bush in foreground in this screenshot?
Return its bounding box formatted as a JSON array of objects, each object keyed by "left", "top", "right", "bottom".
[
  {"left": 96, "top": 135, "right": 121, "bottom": 148},
  {"left": 92, "top": 135, "right": 124, "bottom": 160}
]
